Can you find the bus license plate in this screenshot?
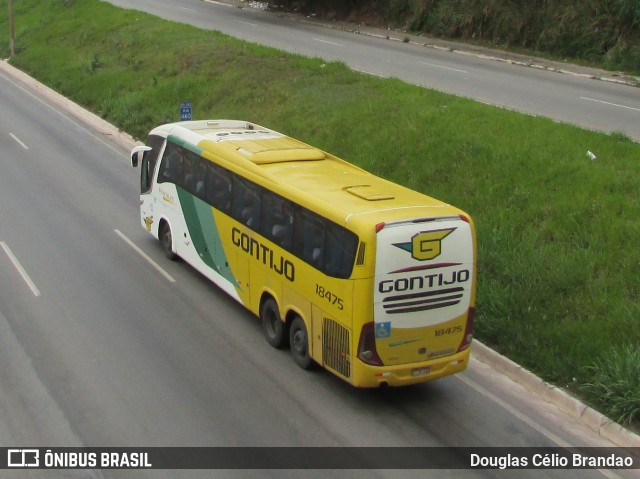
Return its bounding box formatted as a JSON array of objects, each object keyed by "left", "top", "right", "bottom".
[{"left": 412, "top": 367, "right": 430, "bottom": 377}]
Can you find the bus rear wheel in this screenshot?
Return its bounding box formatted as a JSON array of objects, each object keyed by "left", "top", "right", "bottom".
[
  {"left": 290, "top": 316, "right": 313, "bottom": 369},
  {"left": 260, "top": 297, "right": 289, "bottom": 349},
  {"left": 159, "top": 222, "right": 177, "bottom": 261}
]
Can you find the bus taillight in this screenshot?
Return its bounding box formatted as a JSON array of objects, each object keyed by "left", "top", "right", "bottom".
[
  {"left": 456, "top": 307, "right": 475, "bottom": 352},
  {"left": 358, "top": 322, "right": 384, "bottom": 366}
]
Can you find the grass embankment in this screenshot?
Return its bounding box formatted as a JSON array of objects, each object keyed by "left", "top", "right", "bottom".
[
  {"left": 1, "top": 0, "right": 639, "bottom": 427},
  {"left": 276, "top": 0, "right": 640, "bottom": 75}
]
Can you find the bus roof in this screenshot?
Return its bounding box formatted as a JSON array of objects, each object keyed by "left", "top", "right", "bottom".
[{"left": 152, "top": 120, "right": 464, "bottom": 227}]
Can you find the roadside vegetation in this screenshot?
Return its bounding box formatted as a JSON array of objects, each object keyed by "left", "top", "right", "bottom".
[
  {"left": 275, "top": 0, "right": 640, "bottom": 75},
  {"left": 1, "top": 0, "right": 638, "bottom": 428}
]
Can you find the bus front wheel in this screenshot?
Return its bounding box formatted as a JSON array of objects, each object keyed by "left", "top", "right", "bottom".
[
  {"left": 159, "top": 222, "right": 177, "bottom": 261},
  {"left": 290, "top": 316, "right": 313, "bottom": 369},
  {"left": 260, "top": 297, "right": 289, "bottom": 349}
]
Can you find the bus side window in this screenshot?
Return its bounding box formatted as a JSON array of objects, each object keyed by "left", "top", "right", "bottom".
[
  {"left": 159, "top": 143, "right": 183, "bottom": 184},
  {"left": 232, "top": 178, "right": 261, "bottom": 229},
  {"left": 193, "top": 160, "right": 206, "bottom": 197},
  {"left": 244, "top": 188, "right": 261, "bottom": 229},
  {"left": 261, "top": 192, "right": 293, "bottom": 249},
  {"left": 293, "top": 211, "right": 325, "bottom": 269},
  {"left": 181, "top": 150, "right": 196, "bottom": 191},
  {"left": 324, "top": 224, "right": 358, "bottom": 278},
  {"left": 204, "top": 163, "right": 232, "bottom": 213},
  {"left": 179, "top": 149, "right": 206, "bottom": 198}
]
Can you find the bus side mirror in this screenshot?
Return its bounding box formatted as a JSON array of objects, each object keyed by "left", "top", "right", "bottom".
[{"left": 130, "top": 145, "right": 152, "bottom": 167}]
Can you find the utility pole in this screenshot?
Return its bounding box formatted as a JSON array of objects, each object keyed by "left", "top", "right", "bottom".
[{"left": 9, "top": 0, "right": 15, "bottom": 57}]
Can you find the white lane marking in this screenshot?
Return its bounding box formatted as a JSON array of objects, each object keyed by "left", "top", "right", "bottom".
[
  {"left": 458, "top": 371, "right": 622, "bottom": 479},
  {"left": 238, "top": 20, "right": 259, "bottom": 27},
  {"left": 203, "top": 0, "right": 234, "bottom": 6},
  {"left": 0, "top": 69, "right": 130, "bottom": 162},
  {"left": 419, "top": 61, "right": 468, "bottom": 74},
  {"left": 9, "top": 133, "right": 29, "bottom": 150},
  {"left": 0, "top": 241, "right": 41, "bottom": 297},
  {"left": 313, "top": 38, "right": 344, "bottom": 47},
  {"left": 114, "top": 229, "right": 175, "bottom": 283},
  {"left": 352, "top": 69, "right": 388, "bottom": 78},
  {"left": 580, "top": 97, "right": 640, "bottom": 113},
  {"left": 458, "top": 372, "right": 572, "bottom": 447}
]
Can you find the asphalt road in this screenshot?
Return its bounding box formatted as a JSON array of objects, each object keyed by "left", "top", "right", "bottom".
[
  {"left": 1, "top": 63, "right": 639, "bottom": 478},
  {"left": 103, "top": 0, "right": 640, "bottom": 141}
]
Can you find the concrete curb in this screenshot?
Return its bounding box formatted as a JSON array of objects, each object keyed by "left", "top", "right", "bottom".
[
  {"left": 472, "top": 340, "right": 640, "bottom": 447},
  {"left": 286, "top": 11, "right": 640, "bottom": 88},
  {"left": 1, "top": 59, "right": 139, "bottom": 152},
  {"left": 3, "top": 57, "right": 639, "bottom": 449}
]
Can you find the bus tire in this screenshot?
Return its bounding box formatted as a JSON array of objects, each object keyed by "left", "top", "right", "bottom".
[
  {"left": 289, "top": 316, "right": 313, "bottom": 370},
  {"left": 160, "top": 222, "right": 177, "bottom": 261},
  {"left": 260, "top": 297, "right": 289, "bottom": 349}
]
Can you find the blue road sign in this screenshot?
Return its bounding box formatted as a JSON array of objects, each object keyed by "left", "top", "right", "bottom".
[{"left": 180, "top": 101, "right": 192, "bottom": 121}]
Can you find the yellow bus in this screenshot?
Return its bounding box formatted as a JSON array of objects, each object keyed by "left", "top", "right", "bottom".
[{"left": 131, "top": 120, "right": 476, "bottom": 387}]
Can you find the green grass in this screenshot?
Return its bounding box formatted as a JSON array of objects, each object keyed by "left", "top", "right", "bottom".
[
  {"left": 581, "top": 345, "right": 640, "bottom": 426},
  {"left": 276, "top": 0, "right": 640, "bottom": 74},
  {"left": 1, "top": 0, "right": 639, "bottom": 427}
]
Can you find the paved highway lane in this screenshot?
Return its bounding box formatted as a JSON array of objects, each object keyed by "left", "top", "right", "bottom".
[
  {"left": 0, "top": 67, "right": 638, "bottom": 479},
  {"left": 104, "top": 0, "right": 640, "bottom": 141}
]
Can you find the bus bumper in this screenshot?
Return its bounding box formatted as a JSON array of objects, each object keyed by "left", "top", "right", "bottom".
[{"left": 351, "top": 348, "right": 471, "bottom": 388}]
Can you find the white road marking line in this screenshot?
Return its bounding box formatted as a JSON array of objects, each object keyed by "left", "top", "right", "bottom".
[
  {"left": 458, "top": 371, "right": 623, "bottom": 479},
  {"left": 313, "top": 38, "right": 344, "bottom": 47},
  {"left": 9, "top": 133, "right": 29, "bottom": 150},
  {"left": 203, "top": 0, "right": 234, "bottom": 6},
  {"left": 419, "top": 61, "right": 468, "bottom": 74},
  {"left": 458, "top": 371, "right": 572, "bottom": 447},
  {"left": 238, "top": 21, "right": 259, "bottom": 27},
  {"left": 580, "top": 97, "right": 640, "bottom": 113},
  {"left": 1, "top": 69, "right": 128, "bottom": 161},
  {"left": 352, "top": 69, "right": 388, "bottom": 78},
  {"left": 0, "top": 241, "right": 41, "bottom": 297},
  {"left": 114, "top": 229, "right": 175, "bottom": 283}
]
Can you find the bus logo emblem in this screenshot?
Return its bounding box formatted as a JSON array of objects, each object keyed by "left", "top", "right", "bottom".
[{"left": 394, "top": 228, "right": 455, "bottom": 261}]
